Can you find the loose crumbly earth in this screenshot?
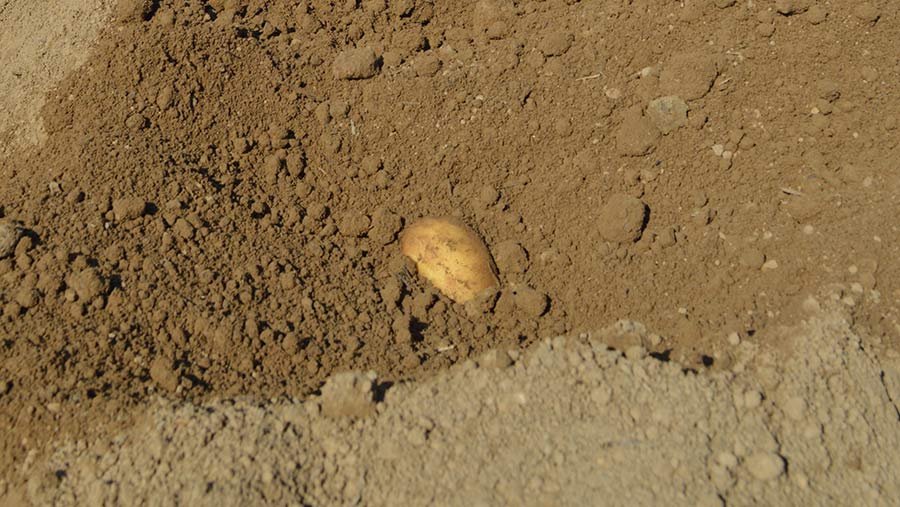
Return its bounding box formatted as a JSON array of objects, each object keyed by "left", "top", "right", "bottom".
[
  {"left": 1, "top": 0, "right": 899, "bottom": 503},
  {"left": 24, "top": 304, "right": 900, "bottom": 506}
]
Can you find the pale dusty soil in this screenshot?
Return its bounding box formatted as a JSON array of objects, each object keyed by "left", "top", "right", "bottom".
[
  {"left": 0, "top": 0, "right": 113, "bottom": 157},
  {"left": 1, "top": 0, "right": 899, "bottom": 505},
  {"left": 25, "top": 302, "right": 900, "bottom": 506}
]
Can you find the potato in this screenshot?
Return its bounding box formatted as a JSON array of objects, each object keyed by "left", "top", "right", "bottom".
[{"left": 400, "top": 216, "right": 499, "bottom": 304}]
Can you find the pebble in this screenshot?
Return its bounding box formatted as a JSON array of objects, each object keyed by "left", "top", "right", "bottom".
[
  {"left": 816, "top": 79, "right": 840, "bottom": 102},
  {"left": 0, "top": 222, "right": 23, "bottom": 259},
  {"left": 597, "top": 194, "right": 648, "bottom": 243},
  {"left": 744, "top": 451, "right": 785, "bottom": 481},
  {"left": 739, "top": 248, "right": 765, "bottom": 270},
  {"left": 125, "top": 113, "right": 148, "bottom": 131},
  {"left": 615, "top": 108, "right": 660, "bottom": 156},
  {"left": 538, "top": 32, "right": 572, "bottom": 56},
  {"left": 476, "top": 185, "right": 500, "bottom": 207},
  {"left": 156, "top": 86, "right": 174, "bottom": 110},
  {"left": 852, "top": 3, "right": 880, "bottom": 23},
  {"left": 806, "top": 5, "right": 827, "bottom": 24},
  {"left": 412, "top": 53, "right": 442, "bottom": 77},
  {"left": 494, "top": 240, "right": 528, "bottom": 274},
  {"left": 659, "top": 53, "right": 718, "bottom": 100},
  {"left": 727, "top": 332, "right": 741, "bottom": 346},
  {"left": 512, "top": 286, "right": 549, "bottom": 318},
  {"left": 332, "top": 47, "right": 378, "bottom": 80},
  {"left": 775, "top": 0, "right": 806, "bottom": 15},
  {"left": 646, "top": 96, "right": 689, "bottom": 135},
  {"left": 337, "top": 212, "right": 371, "bottom": 237},
  {"left": 149, "top": 357, "right": 180, "bottom": 392},
  {"left": 116, "top": 0, "right": 154, "bottom": 23},
  {"left": 860, "top": 66, "right": 878, "bottom": 82}
]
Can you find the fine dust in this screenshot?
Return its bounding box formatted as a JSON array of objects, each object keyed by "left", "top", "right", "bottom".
[{"left": 27, "top": 303, "right": 900, "bottom": 506}]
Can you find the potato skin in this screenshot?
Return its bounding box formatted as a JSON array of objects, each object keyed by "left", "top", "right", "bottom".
[{"left": 400, "top": 217, "right": 499, "bottom": 303}]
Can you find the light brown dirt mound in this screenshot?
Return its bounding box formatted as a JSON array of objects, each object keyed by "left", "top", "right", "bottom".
[
  {"left": 2, "top": 0, "right": 900, "bottom": 497},
  {"left": 0, "top": 0, "right": 113, "bottom": 157},
  {"left": 27, "top": 303, "right": 900, "bottom": 506}
]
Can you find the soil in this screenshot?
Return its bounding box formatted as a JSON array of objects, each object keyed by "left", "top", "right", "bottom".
[
  {"left": 24, "top": 304, "right": 900, "bottom": 506},
  {"left": 1, "top": 0, "right": 899, "bottom": 504}
]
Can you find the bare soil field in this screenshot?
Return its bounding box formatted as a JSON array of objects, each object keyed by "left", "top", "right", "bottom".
[{"left": 1, "top": 0, "right": 899, "bottom": 505}]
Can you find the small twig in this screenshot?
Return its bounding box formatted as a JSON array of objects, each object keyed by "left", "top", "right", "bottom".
[
  {"left": 576, "top": 72, "right": 604, "bottom": 81},
  {"left": 780, "top": 187, "right": 804, "bottom": 196}
]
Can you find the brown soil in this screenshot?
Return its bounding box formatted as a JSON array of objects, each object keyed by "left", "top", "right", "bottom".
[{"left": 2, "top": 0, "right": 899, "bottom": 501}]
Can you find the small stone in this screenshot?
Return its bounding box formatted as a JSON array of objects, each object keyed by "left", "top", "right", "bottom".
[
  {"left": 860, "top": 66, "right": 878, "bottom": 82},
  {"left": 852, "top": 3, "right": 880, "bottom": 23},
  {"left": 125, "top": 113, "right": 148, "bottom": 131},
  {"left": 659, "top": 53, "right": 718, "bottom": 100},
  {"left": 755, "top": 23, "right": 775, "bottom": 38},
  {"left": 0, "top": 222, "right": 23, "bottom": 259},
  {"left": 538, "top": 32, "right": 572, "bottom": 56},
  {"left": 412, "top": 53, "right": 442, "bottom": 77},
  {"left": 597, "top": 194, "right": 648, "bottom": 243},
  {"left": 806, "top": 5, "right": 827, "bottom": 24},
  {"left": 744, "top": 451, "right": 785, "bottom": 481},
  {"left": 512, "top": 286, "right": 548, "bottom": 317},
  {"left": 117, "top": 0, "right": 154, "bottom": 22},
  {"left": 775, "top": 0, "right": 805, "bottom": 15},
  {"left": 477, "top": 186, "right": 500, "bottom": 207},
  {"left": 494, "top": 240, "right": 528, "bottom": 274},
  {"left": 328, "top": 101, "right": 350, "bottom": 119},
  {"left": 66, "top": 268, "right": 105, "bottom": 302},
  {"left": 477, "top": 349, "right": 513, "bottom": 369},
  {"left": 112, "top": 197, "right": 148, "bottom": 221},
  {"left": 333, "top": 47, "right": 379, "bottom": 80},
  {"left": 615, "top": 108, "right": 660, "bottom": 156},
  {"left": 816, "top": 79, "right": 840, "bottom": 102},
  {"left": 727, "top": 332, "right": 741, "bottom": 346},
  {"left": 149, "top": 357, "right": 180, "bottom": 392},
  {"left": 156, "top": 86, "right": 174, "bottom": 110},
  {"left": 646, "top": 96, "right": 689, "bottom": 134},
  {"left": 739, "top": 248, "right": 765, "bottom": 270}
]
